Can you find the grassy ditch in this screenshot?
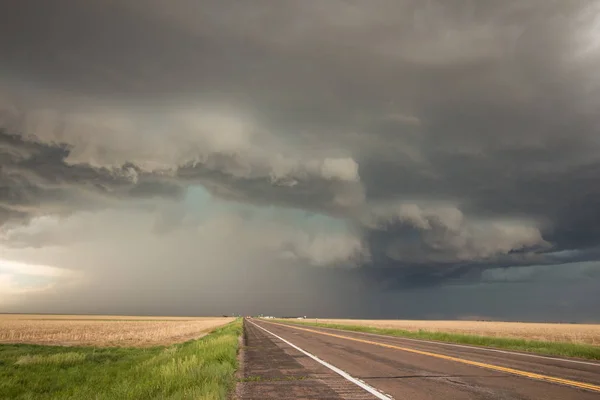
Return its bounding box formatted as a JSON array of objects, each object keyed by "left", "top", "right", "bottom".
[
  {"left": 273, "top": 319, "right": 600, "bottom": 361},
  {"left": 0, "top": 319, "right": 242, "bottom": 400}
]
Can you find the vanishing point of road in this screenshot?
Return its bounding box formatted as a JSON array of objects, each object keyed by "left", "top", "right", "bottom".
[{"left": 236, "top": 318, "right": 600, "bottom": 399}]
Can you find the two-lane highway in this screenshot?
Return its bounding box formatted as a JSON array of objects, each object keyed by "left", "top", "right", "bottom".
[{"left": 239, "top": 318, "right": 600, "bottom": 399}]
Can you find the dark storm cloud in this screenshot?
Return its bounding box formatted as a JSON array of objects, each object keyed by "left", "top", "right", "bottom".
[
  {"left": 176, "top": 158, "right": 364, "bottom": 217},
  {"left": 0, "top": 130, "right": 185, "bottom": 225},
  {"left": 0, "top": 126, "right": 361, "bottom": 230},
  {"left": 1, "top": 0, "right": 600, "bottom": 299}
]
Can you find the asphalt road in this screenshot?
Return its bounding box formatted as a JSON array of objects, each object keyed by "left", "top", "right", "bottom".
[{"left": 238, "top": 318, "right": 600, "bottom": 399}]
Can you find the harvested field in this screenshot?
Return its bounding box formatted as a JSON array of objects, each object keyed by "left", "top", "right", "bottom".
[
  {"left": 0, "top": 314, "right": 217, "bottom": 321},
  {"left": 0, "top": 314, "right": 234, "bottom": 346},
  {"left": 301, "top": 319, "right": 600, "bottom": 345}
]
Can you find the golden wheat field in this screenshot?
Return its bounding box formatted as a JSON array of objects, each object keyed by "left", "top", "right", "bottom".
[
  {"left": 0, "top": 314, "right": 235, "bottom": 347},
  {"left": 309, "top": 319, "right": 600, "bottom": 345}
]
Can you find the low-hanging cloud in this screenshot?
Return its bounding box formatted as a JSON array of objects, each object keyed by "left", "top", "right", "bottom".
[
  {"left": 1, "top": 0, "right": 600, "bottom": 319},
  {"left": 366, "top": 202, "right": 550, "bottom": 264}
]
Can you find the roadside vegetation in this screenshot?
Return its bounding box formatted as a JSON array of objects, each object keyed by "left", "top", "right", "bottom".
[
  {"left": 282, "top": 318, "right": 600, "bottom": 345},
  {"left": 275, "top": 319, "right": 600, "bottom": 361},
  {"left": 0, "top": 319, "right": 242, "bottom": 400}
]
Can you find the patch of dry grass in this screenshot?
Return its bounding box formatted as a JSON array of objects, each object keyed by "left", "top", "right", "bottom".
[
  {"left": 307, "top": 319, "right": 600, "bottom": 345},
  {"left": 0, "top": 314, "right": 220, "bottom": 321},
  {"left": 14, "top": 352, "right": 87, "bottom": 366},
  {"left": 0, "top": 314, "right": 234, "bottom": 346}
]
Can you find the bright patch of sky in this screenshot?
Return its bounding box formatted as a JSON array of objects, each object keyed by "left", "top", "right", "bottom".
[{"left": 0, "top": 259, "right": 71, "bottom": 297}]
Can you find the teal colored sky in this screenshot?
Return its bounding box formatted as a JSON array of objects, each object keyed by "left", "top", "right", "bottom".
[{"left": 184, "top": 185, "right": 350, "bottom": 235}]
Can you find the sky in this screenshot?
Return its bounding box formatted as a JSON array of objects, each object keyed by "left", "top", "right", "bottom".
[{"left": 1, "top": 0, "right": 600, "bottom": 321}]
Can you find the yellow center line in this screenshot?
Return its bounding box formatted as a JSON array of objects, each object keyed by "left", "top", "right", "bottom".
[{"left": 256, "top": 319, "right": 600, "bottom": 393}]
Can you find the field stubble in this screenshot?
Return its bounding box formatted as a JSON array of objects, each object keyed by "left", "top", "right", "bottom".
[{"left": 0, "top": 314, "right": 235, "bottom": 347}]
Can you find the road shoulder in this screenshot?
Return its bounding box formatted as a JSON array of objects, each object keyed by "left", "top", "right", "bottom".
[{"left": 236, "top": 319, "right": 380, "bottom": 399}]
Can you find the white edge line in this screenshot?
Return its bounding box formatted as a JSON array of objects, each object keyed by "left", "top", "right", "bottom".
[
  {"left": 271, "top": 321, "right": 600, "bottom": 367},
  {"left": 247, "top": 319, "right": 393, "bottom": 400}
]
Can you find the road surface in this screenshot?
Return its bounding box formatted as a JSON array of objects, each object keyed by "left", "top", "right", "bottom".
[{"left": 237, "top": 318, "right": 600, "bottom": 399}]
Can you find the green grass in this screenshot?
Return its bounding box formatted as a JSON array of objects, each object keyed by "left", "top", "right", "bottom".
[
  {"left": 0, "top": 319, "right": 242, "bottom": 400},
  {"left": 274, "top": 319, "right": 600, "bottom": 361}
]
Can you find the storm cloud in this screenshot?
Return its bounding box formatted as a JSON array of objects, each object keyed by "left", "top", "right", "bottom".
[{"left": 1, "top": 0, "right": 600, "bottom": 320}]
